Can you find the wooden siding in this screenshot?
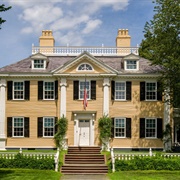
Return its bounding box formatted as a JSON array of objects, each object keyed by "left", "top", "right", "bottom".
[{"left": 5, "top": 79, "right": 164, "bottom": 148}]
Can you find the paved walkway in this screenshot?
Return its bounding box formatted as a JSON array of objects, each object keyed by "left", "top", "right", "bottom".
[{"left": 60, "top": 174, "right": 110, "bottom": 180}]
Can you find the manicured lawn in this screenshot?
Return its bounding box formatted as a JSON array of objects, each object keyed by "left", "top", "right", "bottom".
[
  {"left": 0, "top": 169, "right": 61, "bottom": 180},
  {"left": 108, "top": 170, "right": 180, "bottom": 180}
]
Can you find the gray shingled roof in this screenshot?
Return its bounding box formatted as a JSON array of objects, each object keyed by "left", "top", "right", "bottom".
[{"left": 0, "top": 54, "right": 160, "bottom": 74}]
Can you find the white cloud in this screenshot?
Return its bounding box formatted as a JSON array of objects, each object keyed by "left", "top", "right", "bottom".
[
  {"left": 82, "top": 19, "right": 102, "bottom": 34},
  {"left": 6, "top": 0, "right": 130, "bottom": 45}
]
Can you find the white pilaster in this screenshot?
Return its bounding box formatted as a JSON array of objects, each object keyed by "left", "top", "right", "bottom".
[
  {"left": 0, "top": 79, "right": 6, "bottom": 150},
  {"left": 164, "top": 90, "right": 171, "bottom": 151},
  {"left": 103, "top": 78, "right": 110, "bottom": 116},
  {"left": 60, "top": 78, "right": 67, "bottom": 117}
]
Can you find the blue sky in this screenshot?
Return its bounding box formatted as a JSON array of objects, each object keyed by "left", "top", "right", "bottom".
[{"left": 0, "top": 0, "right": 155, "bottom": 68}]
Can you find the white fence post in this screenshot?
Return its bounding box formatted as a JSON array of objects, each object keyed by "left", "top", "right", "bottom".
[
  {"left": 149, "top": 148, "right": 153, "bottom": 157},
  {"left": 54, "top": 148, "right": 60, "bottom": 172},
  {"left": 111, "top": 147, "right": 115, "bottom": 172}
]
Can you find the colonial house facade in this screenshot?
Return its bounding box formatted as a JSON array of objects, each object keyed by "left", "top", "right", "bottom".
[{"left": 0, "top": 29, "right": 175, "bottom": 150}]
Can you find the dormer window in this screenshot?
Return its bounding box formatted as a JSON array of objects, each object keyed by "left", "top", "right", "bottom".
[
  {"left": 33, "top": 59, "right": 45, "bottom": 69},
  {"left": 31, "top": 53, "right": 48, "bottom": 70},
  {"left": 126, "top": 60, "right": 137, "bottom": 70},
  {"left": 77, "top": 63, "right": 93, "bottom": 71},
  {"left": 123, "top": 53, "right": 140, "bottom": 71}
]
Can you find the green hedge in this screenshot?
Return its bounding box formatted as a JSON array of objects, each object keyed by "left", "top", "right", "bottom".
[
  {"left": 0, "top": 153, "right": 55, "bottom": 170},
  {"left": 113, "top": 156, "right": 180, "bottom": 171}
]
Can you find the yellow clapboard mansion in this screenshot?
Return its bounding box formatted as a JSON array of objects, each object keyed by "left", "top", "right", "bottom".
[{"left": 0, "top": 29, "right": 176, "bottom": 151}]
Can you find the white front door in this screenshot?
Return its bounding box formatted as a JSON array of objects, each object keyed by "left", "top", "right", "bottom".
[{"left": 78, "top": 120, "right": 90, "bottom": 146}]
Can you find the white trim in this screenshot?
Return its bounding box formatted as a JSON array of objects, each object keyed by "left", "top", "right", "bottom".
[
  {"left": 145, "top": 118, "right": 157, "bottom": 138},
  {"left": 43, "top": 81, "right": 55, "bottom": 100},
  {"left": 13, "top": 81, "right": 25, "bottom": 100},
  {"left": 145, "top": 82, "right": 157, "bottom": 101},
  {"left": 103, "top": 78, "right": 110, "bottom": 115},
  {"left": 114, "top": 117, "right": 126, "bottom": 138},
  {"left": 12, "top": 117, "right": 24, "bottom": 137},
  {"left": 0, "top": 79, "right": 6, "bottom": 150},
  {"left": 124, "top": 60, "right": 139, "bottom": 71},
  {"left": 60, "top": 78, "right": 67, "bottom": 117},
  {"left": 76, "top": 63, "right": 94, "bottom": 71},
  {"left": 79, "top": 80, "right": 91, "bottom": 100},
  {"left": 43, "top": 117, "right": 55, "bottom": 137},
  {"left": 32, "top": 59, "right": 47, "bottom": 70},
  {"left": 115, "top": 81, "right": 126, "bottom": 100}
]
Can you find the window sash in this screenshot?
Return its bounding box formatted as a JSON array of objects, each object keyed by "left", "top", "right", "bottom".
[
  {"left": 78, "top": 63, "right": 93, "bottom": 71},
  {"left": 43, "top": 82, "right": 55, "bottom": 100},
  {"left": 114, "top": 118, "right": 126, "bottom": 137},
  {"left": 146, "top": 82, "right": 157, "bottom": 100},
  {"left": 33, "top": 60, "right": 44, "bottom": 69},
  {"left": 13, "top": 117, "right": 24, "bottom": 137},
  {"left": 13, "top": 82, "right": 24, "bottom": 100},
  {"left": 115, "top": 82, "right": 126, "bottom": 100},
  {"left": 43, "top": 117, "right": 55, "bottom": 137},
  {"left": 126, "top": 60, "right": 137, "bottom": 69},
  {"left": 145, "top": 118, "right": 157, "bottom": 138},
  {"left": 79, "top": 81, "right": 90, "bottom": 99}
]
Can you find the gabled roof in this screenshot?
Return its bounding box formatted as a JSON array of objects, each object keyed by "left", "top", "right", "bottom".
[
  {"left": 0, "top": 52, "right": 161, "bottom": 76},
  {"left": 53, "top": 51, "right": 119, "bottom": 75}
]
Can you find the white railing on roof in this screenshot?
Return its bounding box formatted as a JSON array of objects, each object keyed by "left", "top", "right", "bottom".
[{"left": 32, "top": 45, "right": 139, "bottom": 56}]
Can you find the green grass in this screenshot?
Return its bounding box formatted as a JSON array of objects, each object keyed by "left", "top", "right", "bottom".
[
  {"left": 0, "top": 168, "right": 61, "bottom": 180},
  {"left": 108, "top": 171, "right": 180, "bottom": 180}
]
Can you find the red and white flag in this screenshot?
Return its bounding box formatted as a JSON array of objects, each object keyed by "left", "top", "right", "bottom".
[{"left": 83, "top": 79, "right": 88, "bottom": 110}]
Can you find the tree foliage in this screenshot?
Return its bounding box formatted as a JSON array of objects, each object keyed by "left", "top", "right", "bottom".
[
  {"left": 139, "top": 0, "right": 180, "bottom": 107},
  {"left": 54, "top": 116, "right": 68, "bottom": 149},
  {"left": 0, "top": 4, "right": 11, "bottom": 29}
]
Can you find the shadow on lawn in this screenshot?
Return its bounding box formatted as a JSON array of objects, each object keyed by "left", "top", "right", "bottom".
[{"left": 0, "top": 169, "right": 16, "bottom": 178}]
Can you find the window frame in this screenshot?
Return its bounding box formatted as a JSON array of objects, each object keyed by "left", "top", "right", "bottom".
[
  {"left": 13, "top": 81, "right": 24, "bottom": 100},
  {"left": 145, "top": 82, "right": 157, "bottom": 101},
  {"left": 114, "top": 117, "right": 126, "bottom": 138},
  {"left": 125, "top": 60, "right": 139, "bottom": 70},
  {"left": 145, "top": 118, "right": 157, "bottom": 138},
  {"left": 43, "top": 117, "right": 55, "bottom": 137},
  {"left": 32, "top": 59, "right": 46, "bottom": 69},
  {"left": 43, "top": 81, "right": 55, "bottom": 100},
  {"left": 79, "top": 80, "right": 91, "bottom": 100},
  {"left": 115, "top": 81, "right": 126, "bottom": 100},
  {"left": 77, "top": 63, "right": 94, "bottom": 71},
  {"left": 13, "top": 117, "right": 24, "bottom": 137}
]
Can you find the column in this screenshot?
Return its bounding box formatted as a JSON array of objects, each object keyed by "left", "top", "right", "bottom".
[
  {"left": 164, "top": 89, "right": 171, "bottom": 151},
  {"left": 60, "top": 78, "right": 67, "bottom": 117},
  {"left": 0, "top": 79, "right": 6, "bottom": 150},
  {"left": 103, "top": 78, "right": 110, "bottom": 116}
]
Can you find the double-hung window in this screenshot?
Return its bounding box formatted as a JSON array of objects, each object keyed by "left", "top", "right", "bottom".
[
  {"left": 114, "top": 118, "right": 126, "bottom": 137},
  {"left": 38, "top": 81, "right": 58, "bottom": 100},
  {"left": 111, "top": 81, "right": 131, "bottom": 101},
  {"left": 140, "top": 81, "right": 162, "bottom": 101},
  {"left": 13, "top": 81, "right": 24, "bottom": 100},
  {"left": 44, "top": 81, "right": 55, "bottom": 100},
  {"left": 145, "top": 118, "right": 156, "bottom": 138},
  {"left": 43, "top": 117, "right": 55, "bottom": 137},
  {"left": 115, "top": 82, "right": 126, "bottom": 100},
  {"left": 13, "top": 117, "right": 24, "bottom": 137},
  {"left": 33, "top": 60, "right": 45, "bottom": 69},
  {"left": 126, "top": 60, "right": 137, "bottom": 70},
  {"left": 73, "top": 80, "right": 96, "bottom": 100},
  {"left": 146, "top": 82, "right": 157, "bottom": 100},
  {"left": 7, "top": 81, "right": 30, "bottom": 100},
  {"left": 79, "top": 81, "right": 90, "bottom": 100}
]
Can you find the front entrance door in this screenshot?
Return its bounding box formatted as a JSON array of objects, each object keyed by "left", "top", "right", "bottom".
[{"left": 78, "top": 120, "right": 90, "bottom": 146}]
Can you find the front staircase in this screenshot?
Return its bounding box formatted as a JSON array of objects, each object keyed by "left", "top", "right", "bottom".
[{"left": 61, "top": 146, "right": 108, "bottom": 174}]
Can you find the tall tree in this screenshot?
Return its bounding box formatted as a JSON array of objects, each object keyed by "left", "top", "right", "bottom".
[
  {"left": 139, "top": 0, "right": 180, "bottom": 107},
  {"left": 0, "top": 4, "right": 11, "bottom": 29}
]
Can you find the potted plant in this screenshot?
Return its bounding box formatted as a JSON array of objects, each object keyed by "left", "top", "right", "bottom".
[
  {"left": 54, "top": 115, "right": 68, "bottom": 150},
  {"left": 98, "top": 115, "right": 112, "bottom": 151}
]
